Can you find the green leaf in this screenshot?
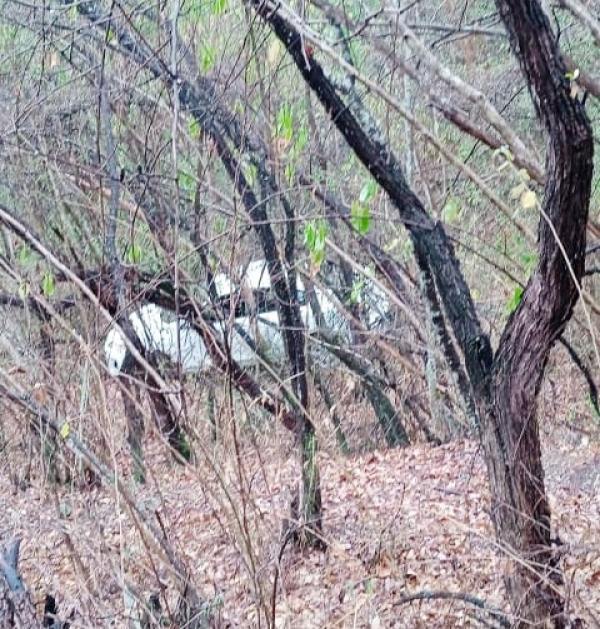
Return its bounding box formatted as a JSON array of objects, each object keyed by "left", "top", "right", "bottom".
[
  {"left": 213, "top": 217, "right": 225, "bottom": 234},
  {"left": 351, "top": 201, "right": 371, "bottom": 235},
  {"left": 179, "top": 169, "right": 195, "bottom": 192},
  {"left": 18, "top": 244, "right": 32, "bottom": 266},
  {"left": 441, "top": 197, "right": 461, "bottom": 224},
  {"left": 295, "top": 126, "right": 309, "bottom": 153},
  {"left": 189, "top": 117, "right": 200, "bottom": 139},
  {"left": 495, "top": 145, "right": 514, "bottom": 162},
  {"left": 304, "top": 222, "right": 315, "bottom": 248},
  {"left": 506, "top": 285, "right": 524, "bottom": 314},
  {"left": 42, "top": 272, "right": 55, "bottom": 297},
  {"left": 304, "top": 219, "right": 327, "bottom": 268},
  {"left": 312, "top": 247, "right": 325, "bottom": 267},
  {"left": 60, "top": 421, "right": 70, "bottom": 440},
  {"left": 244, "top": 163, "right": 257, "bottom": 187},
  {"left": 284, "top": 162, "right": 296, "bottom": 184},
  {"left": 276, "top": 104, "right": 294, "bottom": 142},
  {"left": 565, "top": 68, "right": 579, "bottom": 81},
  {"left": 349, "top": 274, "right": 365, "bottom": 304},
  {"left": 200, "top": 44, "right": 215, "bottom": 72},
  {"left": 315, "top": 221, "right": 328, "bottom": 251},
  {"left": 126, "top": 245, "right": 143, "bottom": 264},
  {"left": 211, "top": 0, "right": 227, "bottom": 16},
  {"left": 521, "top": 251, "right": 538, "bottom": 269},
  {"left": 349, "top": 284, "right": 360, "bottom": 304},
  {"left": 359, "top": 179, "right": 377, "bottom": 204}
]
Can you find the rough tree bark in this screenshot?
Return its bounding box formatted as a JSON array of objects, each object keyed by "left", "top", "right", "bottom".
[
  {"left": 479, "top": 1, "right": 594, "bottom": 626},
  {"left": 248, "top": 0, "right": 593, "bottom": 625}
]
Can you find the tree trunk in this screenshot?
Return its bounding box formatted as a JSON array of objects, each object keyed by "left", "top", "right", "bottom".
[
  {"left": 299, "top": 420, "right": 325, "bottom": 549},
  {"left": 121, "top": 380, "right": 145, "bottom": 483},
  {"left": 474, "top": 2, "right": 594, "bottom": 626},
  {"left": 249, "top": 0, "right": 593, "bottom": 623},
  {"left": 147, "top": 381, "right": 191, "bottom": 463}
]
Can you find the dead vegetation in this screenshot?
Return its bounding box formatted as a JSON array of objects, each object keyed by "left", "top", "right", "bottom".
[{"left": 1, "top": 374, "right": 599, "bottom": 629}]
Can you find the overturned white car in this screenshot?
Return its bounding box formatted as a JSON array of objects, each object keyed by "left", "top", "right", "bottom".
[{"left": 104, "top": 260, "right": 388, "bottom": 376}]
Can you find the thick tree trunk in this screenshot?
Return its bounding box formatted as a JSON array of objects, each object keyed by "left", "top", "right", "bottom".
[{"left": 476, "top": 2, "right": 593, "bottom": 626}]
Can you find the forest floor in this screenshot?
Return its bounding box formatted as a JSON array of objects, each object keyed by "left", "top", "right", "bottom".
[{"left": 1, "top": 403, "right": 600, "bottom": 629}]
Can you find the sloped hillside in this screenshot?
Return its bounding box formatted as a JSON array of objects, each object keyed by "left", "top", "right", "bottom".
[{"left": 2, "top": 434, "right": 598, "bottom": 628}]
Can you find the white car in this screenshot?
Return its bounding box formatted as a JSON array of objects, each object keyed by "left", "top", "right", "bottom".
[{"left": 104, "top": 260, "right": 385, "bottom": 375}]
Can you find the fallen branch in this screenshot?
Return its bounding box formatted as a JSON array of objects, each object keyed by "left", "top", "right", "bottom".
[{"left": 391, "top": 590, "right": 511, "bottom": 628}]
